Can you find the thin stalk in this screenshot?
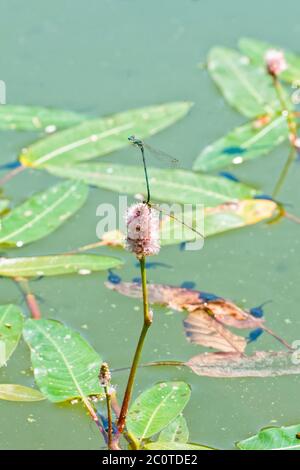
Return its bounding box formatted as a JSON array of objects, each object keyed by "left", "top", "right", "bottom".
[
  {"left": 261, "top": 325, "right": 294, "bottom": 351},
  {"left": 272, "top": 147, "right": 296, "bottom": 198},
  {"left": 0, "top": 165, "right": 26, "bottom": 186},
  {"left": 70, "top": 240, "right": 106, "bottom": 253},
  {"left": 15, "top": 277, "right": 42, "bottom": 319},
  {"left": 104, "top": 386, "right": 113, "bottom": 449},
  {"left": 117, "top": 256, "right": 152, "bottom": 434},
  {"left": 285, "top": 211, "right": 300, "bottom": 224},
  {"left": 272, "top": 76, "right": 297, "bottom": 143},
  {"left": 271, "top": 76, "right": 298, "bottom": 197}
]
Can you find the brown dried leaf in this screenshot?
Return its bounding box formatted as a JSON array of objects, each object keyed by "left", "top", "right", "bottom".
[
  {"left": 186, "top": 351, "right": 300, "bottom": 377},
  {"left": 183, "top": 310, "right": 247, "bottom": 353},
  {"left": 200, "top": 299, "right": 263, "bottom": 329},
  {"left": 105, "top": 281, "right": 201, "bottom": 311},
  {"left": 105, "top": 281, "right": 262, "bottom": 328}
]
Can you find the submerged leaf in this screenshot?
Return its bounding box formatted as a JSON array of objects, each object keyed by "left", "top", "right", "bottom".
[
  {"left": 0, "top": 304, "right": 24, "bottom": 367},
  {"left": 0, "top": 254, "right": 123, "bottom": 278},
  {"left": 184, "top": 311, "right": 247, "bottom": 353},
  {"left": 0, "top": 180, "right": 88, "bottom": 248},
  {"left": 239, "top": 37, "right": 300, "bottom": 84},
  {"left": 193, "top": 116, "right": 288, "bottom": 171},
  {"left": 19, "top": 102, "right": 192, "bottom": 167},
  {"left": 237, "top": 424, "right": 300, "bottom": 450},
  {"left": 127, "top": 382, "right": 191, "bottom": 440},
  {"left": 186, "top": 351, "right": 300, "bottom": 378},
  {"left": 0, "top": 105, "right": 85, "bottom": 131},
  {"left": 106, "top": 280, "right": 202, "bottom": 310},
  {"left": 0, "top": 384, "right": 45, "bottom": 401},
  {"left": 45, "top": 163, "right": 257, "bottom": 206},
  {"left": 158, "top": 414, "right": 189, "bottom": 443},
  {"left": 144, "top": 441, "right": 213, "bottom": 450},
  {"left": 105, "top": 281, "right": 262, "bottom": 329},
  {"left": 23, "top": 319, "right": 102, "bottom": 402},
  {"left": 208, "top": 47, "right": 281, "bottom": 118}
]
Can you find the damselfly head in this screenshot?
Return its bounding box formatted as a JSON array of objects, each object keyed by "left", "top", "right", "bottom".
[{"left": 128, "top": 135, "right": 143, "bottom": 147}]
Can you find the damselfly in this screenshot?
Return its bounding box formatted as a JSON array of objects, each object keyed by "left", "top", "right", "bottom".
[
  {"left": 128, "top": 135, "right": 203, "bottom": 243},
  {"left": 128, "top": 135, "right": 178, "bottom": 204}
]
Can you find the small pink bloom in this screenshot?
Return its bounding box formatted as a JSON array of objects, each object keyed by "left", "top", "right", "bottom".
[
  {"left": 125, "top": 202, "right": 160, "bottom": 257},
  {"left": 265, "top": 49, "right": 287, "bottom": 76}
]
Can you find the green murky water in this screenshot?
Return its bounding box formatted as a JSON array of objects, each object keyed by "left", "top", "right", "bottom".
[{"left": 0, "top": 0, "right": 299, "bottom": 450}]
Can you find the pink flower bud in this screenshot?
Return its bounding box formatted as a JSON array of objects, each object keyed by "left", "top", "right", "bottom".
[
  {"left": 125, "top": 202, "right": 160, "bottom": 257},
  {"left": 265, "top": 49, "right": 287, "bottom": 76}
]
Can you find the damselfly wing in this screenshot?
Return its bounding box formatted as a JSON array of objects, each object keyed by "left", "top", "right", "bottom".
[{"left": 128, "top": 135, "right": 204, "bottom": 245}]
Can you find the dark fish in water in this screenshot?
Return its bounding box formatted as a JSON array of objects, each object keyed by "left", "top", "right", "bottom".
[
  {"left": 247, "top": 328, "right": 264, "bottom": 343},
  {"left": 0, "top": 160, "right": 21, "bottom": 171},
  {"left": 180, "top": 281, "right": 196, "bottom": 289},
  {"left": 253, "top": 194, "right": 274, "bottom": 201},
  {"left": 107, "top": 270, "right": 121, "bottom": 285},
  {"left": 97, "top": 412, "right": 118, "bottom": 434},
  {"left": 250, "top": 301, "right": 271, "bottom": 318},
  {"left": 219, "top": 171, "right": 240, "bottom": 183},
  {"left": 179, "top": 242, "right": 187, "bottom": 251},
  {"left": 134, "top": 261, "right": 172, "bottom": 270},
  {"left": 199, "top": 291, "right": 221, "bottom": 302},
  {"left": 222, "top": 146, "right": 247, "bottom": 155}
]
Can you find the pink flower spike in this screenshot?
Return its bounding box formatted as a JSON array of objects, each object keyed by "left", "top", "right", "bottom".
[
  {"left": 125, "top": 202, "right": 160, "bottom": 258},
  {"left": 265, "top": 49, "right": 287, "bottom": 76}
]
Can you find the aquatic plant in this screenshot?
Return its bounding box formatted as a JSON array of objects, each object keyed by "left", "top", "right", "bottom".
[{"left": 0, "top": 38, "right": 299, "bottom": 451}]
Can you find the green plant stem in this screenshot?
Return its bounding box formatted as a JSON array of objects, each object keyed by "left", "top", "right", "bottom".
[
  {"left": 271, "top": 76, "right": 298, "bottom": 197},
  {"left": 272, "top": 76, "right": 297, "bottom": 142},
  {"left": 0, "top": 165, "right": 26, "bottom": 186},
  {"left": 117, "top": 256, "right": 152, "bottom": 437},
  {"left": 104, "top": 385, "right": 113, "bottom": 450},
  {"left": 272, "top": 147, "right": 296, "bottom": 198}
]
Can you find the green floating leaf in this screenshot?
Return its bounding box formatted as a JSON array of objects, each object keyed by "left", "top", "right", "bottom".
[
  {"left": 193, "top": 115, "right": 288, "bottom": 171},
  {"left": 237, "top": 424, "right": 300, "bottom": 450},
  {"left": 208, "top": 47, "right": 281, "bottom": 118},
  {"left": 45, "top": 163, "right": 257, "bottom": 206},
  {"left": 0, "top": 384, "right": 45, "bottom": 401},
  {"left": 0, "top": 180, "right": 88, "bottom": 247},
  {"left": 0, "top": 254, "right": 123, "bottom": 278},
  {"left": 23, "top": 319, "right": 102, "bottom": 402},
  {"left": 127, "top": 381, "right": 191, "bottom": 440},
  {"left": 239, "top": 37, "right": 300, "bottom": 84},
  {"left": 0, "top": 304, "right": 24, "bottom": 367},
  {"left": 100, "top": 199, "right": 278, "bottom": 248},
  {"left": 0, "top": 199, "right": 10, "bottom": 215},
  {"left": 19, "top": 102, "right": 192, "bottom": 168},
  {"left": 144, "top": 441, "right": 213, "bottom": 450},
  {"left": 203, "top": 199, "right": 279, "bottom": 237},
  {"left": 160, "top": 199, "right": 278, "bottom": 245},
  {"left": 158, "top": 414, "right": 189, "bottom": 443},
  {"left": 0, "top": 105, "right": 85, "bottom": 131}
]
